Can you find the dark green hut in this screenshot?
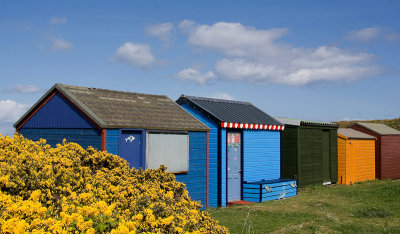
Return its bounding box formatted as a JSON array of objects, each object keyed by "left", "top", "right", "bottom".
[{"left": 276, "top": 118, "right": 338, "bottom": 187}]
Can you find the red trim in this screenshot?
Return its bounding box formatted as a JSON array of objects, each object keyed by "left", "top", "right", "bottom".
[
  {"left": 206, "top": 131, "right": 209, "bottom": 208},
  {"left": 101, "top": 129, "right": 107, "bottom": 151},
  {"left": 16, "top": 91, "right": 57, "bottom": 131},
  {"left": 220, "top": 121, "right": 284, "bottom": 131}
]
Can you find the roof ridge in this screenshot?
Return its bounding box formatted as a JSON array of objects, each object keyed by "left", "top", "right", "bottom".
[
  {"left": 58, "top": 83, "right": 169, "bottom": 98},
  {"left": 182, "top": 95, "right": 251, "bottom": 105}
]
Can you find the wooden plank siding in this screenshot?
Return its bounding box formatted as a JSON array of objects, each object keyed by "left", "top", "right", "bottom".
[
  {"left": 338, "top": 136, "right": 375, "bottom": 185},
  {"left": 19, "top": 128, "right": 101, "bottom": 150},
  {"left": 280, "top": 126, "right": 298, "bottom": 180},
  {"left": 337, "top": 137, "right": 347, "bottom": 184},
  {"left": 179, "top": 103, "right": 219, "bottom": 207},
  {"left": 350, "top": 124, "right": 400, "bottom": 180},
  {"left": 298, "top": 127, "right": 323, "bottom": 186},
  {"left": 350, "top": 124, "right": 382, "bottom": 179},
  {"left": 243, "top": 130, "right": 281, "bottom": 182},
  {"left": 281, "top": 125, "right": 338, "bottom": 187},
  {"left": 106, "top": 129, "right": 119, "bottom": 155},
  {"left": 380, "top": 135, "right": 400, "bottom": 179},
  {"left": 175, "top": 132, "right": 208, "bottom": 208}
]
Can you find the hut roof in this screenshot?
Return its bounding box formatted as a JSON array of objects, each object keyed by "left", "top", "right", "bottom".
[{"left": 15, "top": 84, "right": 210, "bottom": 131}]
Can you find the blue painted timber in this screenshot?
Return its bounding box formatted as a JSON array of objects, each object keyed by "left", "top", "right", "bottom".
[
  {"left": 243, "top": 130, "right": 281, "bottom": 182},
  {"left": 243, "top": 179, "right": 297, "bottom": 202},
  {"left": 119, "top": 130, "right": 144, "bottom": 169},
  {"left": 19, "top": 128, "right": 101, "bottom": 149},
  {"left": 180, "top": 103, "right": 219, "bottom": 207},
  {"left": 175, "top": 132, "right": 207, "bottom": 208},
  {"left": 221, "top": 129, "right": 227, "bottom": 206},
  {"left": 106, "top": 129, "right": 119, "bottom": 155},
  {"left": 22, "top": 93, "right": 94, "bottom": 129}
]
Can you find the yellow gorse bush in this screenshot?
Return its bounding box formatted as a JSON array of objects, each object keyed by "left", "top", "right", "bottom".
[{"left": 0, "top": 134, "right": 229, "bottom": 233}]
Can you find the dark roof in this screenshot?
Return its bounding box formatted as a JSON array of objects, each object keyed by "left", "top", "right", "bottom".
[
  {"left": 176, "top": 95, "right": 282, "bottom": 126},
  {"left": 275, "top": 117, "right": 338, "bottom": 128},
  {"left": 338, "top": 128, "right": 376, "bottom": 139},
  {"left": 353, "top": 122, "right": 400, "bottom": 135},
  {"left": 15, "top": 84, "right": 210, "bottom": 131}
]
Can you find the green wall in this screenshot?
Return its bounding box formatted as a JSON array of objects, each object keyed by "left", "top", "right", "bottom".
[{"left": 281, "top": 125, "right": 338, "bottom": 187}]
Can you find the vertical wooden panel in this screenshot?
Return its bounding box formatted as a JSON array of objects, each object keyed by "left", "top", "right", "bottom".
[
  {"left": 350, "top": 125, "right": 381, "bottom": 179},
  {"left": 380, "top": 135, "right": 400, "bottom": 179},
  {"left": 179, "top": 103, "right": 219, "bottom": 207},
  {"left": 175, "top": 132, "right": 208, "bottom": 208},
  {"left": 337, "top": 137, "right": 347, "bottom": 184},
  {"left": 243, "top": 130, "right": 281, "bottom": 182},
  {"left": 19, "top": 128, "right": 101, "bottom": 150},
  {"left": 21, "top": 93, "right": 95, "bottom": 129},
  {"left": 280, "top": 126, "right": 298, "bottom": 180}
]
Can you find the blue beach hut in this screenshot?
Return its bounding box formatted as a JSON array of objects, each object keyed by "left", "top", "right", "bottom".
[
  {"left": 177, "top": 95, "right": 297, "bottom": 207},
  {"left": 14, "top": 84, "right": 211, "bottom": 207}
]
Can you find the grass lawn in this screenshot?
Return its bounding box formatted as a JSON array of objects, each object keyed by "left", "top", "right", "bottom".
[{"left": 207, "top": 180, "right": 400, "bottom": 233}]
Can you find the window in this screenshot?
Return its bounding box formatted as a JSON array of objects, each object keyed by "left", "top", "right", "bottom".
[{"left": 146, "top": 132, "right": 189, "bottom": 173}]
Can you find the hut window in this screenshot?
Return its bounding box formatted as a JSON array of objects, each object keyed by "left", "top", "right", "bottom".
[{"left": 146, "top": 132, "right": 189, "bottom": 173}]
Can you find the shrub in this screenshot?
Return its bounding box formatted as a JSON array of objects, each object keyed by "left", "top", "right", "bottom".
[{"left": 0, "top": 134, "right": 228, "bottom": 233}]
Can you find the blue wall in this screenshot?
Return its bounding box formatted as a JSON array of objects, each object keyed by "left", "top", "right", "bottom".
[
  {"left": 22, "top": 93, "right": 94, "bottom": 129},
  {"left": 221, "top": 128, "right": 227, "bottom": 207},
  {"left": 243, "top": 130, "right": 281, "bottom": 182},
  {"left": 19, "top": 128, "right": 101, "bottom": 150},
  {"left": 106, "top": 129, "right": 119, "bottom": 155},
  {"left": 180, "top": 103, "right": 219, "bottom": 207},
  {"left": 175, "top": 132, "right": 207, "bottom": 208}
]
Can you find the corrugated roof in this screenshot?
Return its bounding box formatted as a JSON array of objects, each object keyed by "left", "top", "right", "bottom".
[
  {"left": 354, "top": 122, "right": 400, "bottom": 135},
  {"left": 338, "top": 128, "right": 376, "bottom": 139},
  {"left": 275, "top": 117, "right": 301, "bottom": 126},
  {"left": 177, "top": 95, "right": 282, "bottom": 126},
  {"left": 275, "top": 117, "right": 338, "bottom": 128},
  {"left": 15, "top": 84, "right": 210, "bottom": 131}
]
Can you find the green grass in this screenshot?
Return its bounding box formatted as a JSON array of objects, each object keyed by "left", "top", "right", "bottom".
[{"left": 207, "top": 180, "right": 400, "bottom": 233}]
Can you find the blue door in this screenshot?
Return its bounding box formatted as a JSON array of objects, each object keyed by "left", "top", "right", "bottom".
[
  {"left": 119, "top": 130, "right": 143, "bottom": 169},
  {"left": 227, "top": 132, "right": 242, "bottom": 202}
]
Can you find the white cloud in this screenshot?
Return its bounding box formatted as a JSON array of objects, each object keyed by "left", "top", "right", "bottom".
[
  {"left": 110, "top": 42, "right": 155, "bottom": 68},
  {"left": 209, "top": 92, "right": 235, "bottom": 100},
  {"left": 50, "top": 17, "right": 67, "bottom": 25},
  {"left": 184, "top": 22, "right": 379, "bottom": 86},
  {"left": 146, "top": 23, "right": 173, "bottom": 42},
  {"left": 0, "top": 100, "right": 27, "bottom": 122},
  {"left": 3, "top": 84, "right": 41, "bottom": 94},
  {"left": 345, "top": 27, "right": 380, "bottom": 42},
  {"left": 175, "top": 68, "right": 216, "bottom": 85},
  {"left": 178, "top": 20, "right": 196, "bottom": 33},
  {"left": 50, "top": 38, "right": 73, "bottom": 52}
]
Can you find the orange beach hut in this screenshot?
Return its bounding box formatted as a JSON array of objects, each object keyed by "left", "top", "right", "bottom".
[{"left": 337, "top": 128, "right": 376, "bottom": 185}]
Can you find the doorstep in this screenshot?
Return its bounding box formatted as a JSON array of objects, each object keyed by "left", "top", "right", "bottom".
[{"left": 227, "top": 200, "right": 255, "bottom": 207}]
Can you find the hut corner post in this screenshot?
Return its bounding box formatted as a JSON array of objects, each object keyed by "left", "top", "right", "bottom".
[
  {"left": 101, "top": 129, "right": 107, "bottom": 151},
  {"left": 206, "top": 131, "right": 209, "bottom": 208}
]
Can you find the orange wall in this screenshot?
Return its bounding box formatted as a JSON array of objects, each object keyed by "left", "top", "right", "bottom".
[{"left": 338, "top": 137, "right": 375, "bottom": 185}]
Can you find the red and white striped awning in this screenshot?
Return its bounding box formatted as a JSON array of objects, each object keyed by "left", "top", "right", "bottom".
[{"left": 220, "top": 122, "right": 285, "bottom": 131}]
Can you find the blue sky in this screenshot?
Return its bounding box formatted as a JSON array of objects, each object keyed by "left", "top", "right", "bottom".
[{"left": 1, "top": 0, "right": 399, "bottom": 135}]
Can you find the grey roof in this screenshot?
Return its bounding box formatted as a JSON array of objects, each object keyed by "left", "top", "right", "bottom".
[
  {"left": 176, "top": 95, "right": 283, "bottom": 126},
  {"left": 275, "top": 117, "right": 338, "bottom": 128},
  {"left": 275, "top": 117, "right": 301, "bottom": 126},
  {"left": 15, "top": 84, "right": 210, "bottom": 131},
  {"left": 354, "top": 122, "right": 400, "bottom": 135},
  {"left": 338, "top": 128, "right": 376, "bottom": 139}
]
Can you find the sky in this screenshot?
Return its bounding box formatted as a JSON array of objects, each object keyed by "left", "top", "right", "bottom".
[{"left": 0, "top": 0, "right": 399, "bottom": 136}]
